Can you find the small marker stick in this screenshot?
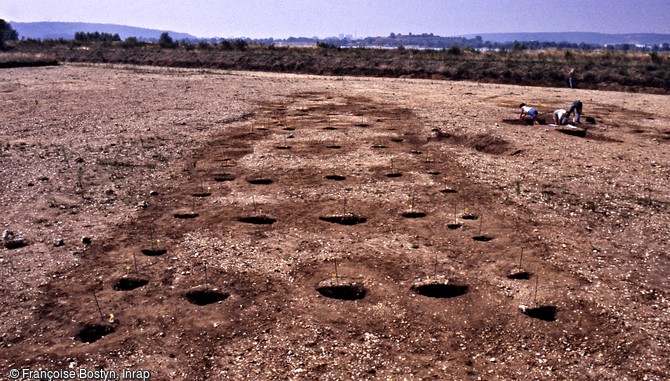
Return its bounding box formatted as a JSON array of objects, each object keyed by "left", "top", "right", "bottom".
[
  {"left": 132, "top": 252, "right": 139, "bottom": 274},
  {"left": 92, "top": 290, "right": 104, "bottom": 322},
  {"left": 204, "top": 261, "right": 209, "bottom": 288},
  {"left": 534, "top": 275, "right": 539, "bottom": 306}
]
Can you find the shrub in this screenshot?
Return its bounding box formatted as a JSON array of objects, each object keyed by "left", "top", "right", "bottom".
[
  {"left": 121, "top": 36, "right": 140, "bottom": 49},
  {"left": 233, "top": 39, "right": 247, "bottom": 51},
  {"left": 446, "top": 45, "right": 462, "bottom": 55},
  {"left": 158, "top": 32, "right": 177, "bottom": 49}
]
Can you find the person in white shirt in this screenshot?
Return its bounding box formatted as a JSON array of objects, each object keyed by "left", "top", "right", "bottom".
[
  {"left": 553, "top": 109, "right": 568, "bottom": 125},
  {"left": 519, "top": 103, "right": 539, "bottom": 125}
]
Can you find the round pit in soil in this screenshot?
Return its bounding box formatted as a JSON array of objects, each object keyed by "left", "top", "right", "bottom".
[
  {"left": 371, "top": 144, "right": 387, "bottom": 149},
  {"left": 473, "top": 235, "right": 493, "bottom": 242},
  {"left": 507, "top": 269, "right": 532, "bottom": 280},
  {"left": 192, "top": 192, "right": 211, "bottom": 198},
  {"left": 391, "top": 138, "right": 404, "bottom": 142},
  {"left": 275, "top": 145, "right": 291, "bottom": 150},
  {"left": 326, "top": 144, "right": 342, "bottom": 149},
  {"left": 75, "top": 323, "right": 116, "bottom": 343},
  {"left": 323, "top": 127, "right": 337, "bottom": 131},
  {"left": 316, "top": 278, "right": 366, "bottom": 300},
  {"left": 411, "top": 280, "right": 469, "bottom": 298},
  {"left": 325, "top": 175, "right": 346, "bottom": 181},
  {"left": 447, "top": 223, "right": 462, "bottom": 230},
  {"left": 113, "top": 276, "right": 149, "bottom": 291},
  {"left": 428, "top": 171, "right": 440, "bottom": 175},
  {"left": 213, "top": 173, "right": 235, "bottom": 182},
  {"left": 4, "top": 240, "right": 28, "bottom": 249},
  {"left": 385, "top": 173, "right": 402, "bottom": 178},
  {"left": 174, "top": 212, "right": 199, "bottom": 219},
  {"left": 283, "top": 127, "right": 295, "bottom": 131},
  {"left": 246, "top": 178, "right": 273, "bottom": 185},
  {"left": 184, "top": 288, "right": 230, "bottom": 306},
  {"left": 237, "top": 215, "right": 277, "bottom": 225},
  {"left": 319, "top": 214, "right": 367, "bottom": 225},
  {"left": 440, "top": 188, "right": 457, "bottom": 194},
  {"left": 401, "top": 211, "right": 427, "bottom": 219},
  {"left": 522, "top": 305, "right": 557, "bottom": 321},
  {"left": 141, "top": 248, "right": 167, "bottom": 256},
  {"left": 461, "top": 214, "right": 478, "bottom": 220}
]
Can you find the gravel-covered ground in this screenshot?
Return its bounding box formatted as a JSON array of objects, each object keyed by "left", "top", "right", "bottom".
[{"left": 1, "top": 63, "right": 668, "bottom": 380}]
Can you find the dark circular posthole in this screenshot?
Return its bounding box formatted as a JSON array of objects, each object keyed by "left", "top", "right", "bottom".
[
  {"left": 323, "top": 127, "right": 337, "bottom": 130},
  {"left": 319, "top": 214, "right": 367, "bottom": 225},
  {"left": 428, "top": 171, "right": 440, "bottom": 175},
  {"left": 557, "top": 127, "right": 586, "bottom": 138},
  {"left": 237, "top": 216, "right": 277, "bottom": 225},
  {"left": 507, "top": 271, "right": 532, "bottom": 280},
  {"left": 76, "top": 323, "right": 116, "bottom": 343},
  {"left": 461, "top": 214, "right": 478, "bottom": 220},
  {"left": 326, "top": 144, "right": 342, "bottom": 149},
  {"left": 275, "top": 145, "right": 292, "bottom": 150},
  {"left": 440, "top": 188, "right": 457, "bottom": 194},
  {"left": 192, "top": 192, "right": 211, "bottom": 197},
  {"left": 4, "top": 240, "right": 28, "bottom": 249},
  {"left": 174, "top": 212, "right": 199, "bottom": 219},
  {"left": 523, "top": 305, "right": 557, "bottom": 321},
  {"left": 391, "top": 138, "right": 404, "bottom": 142},
  {"left": 283, "top": 127, "right": 296, "bottom": 131},
  {"left": 401, "top": 211, "right": 427, "bottom": 219},
  {"left": 213, "top": 173, "right": 235, "bottom": 182},
  {"left": 412, "top": 283, "right": 469, "bottom": 298},
  {"left": 141, "top": 248, "right": 167, "bottom": 256},
  {"left": 113, "top": 276, "right": 149, "bottom": 291},
  {"left": 316, "top": 282, "right": 366, "bottom": 300},
  {"left": 473, "top": 235, "right": 493, "bottom": 242},
  {"left": 185, "top": 288, "right": 230, "bottom": 306},
  {"left": 371, "top": 144, "right": 387, "bottom": 149},
  {"left": 385, "top": 173, "right": 402, "bottom": 178},
  {"left": 447, "top": 223, "right": 462, "bottom": 229},
  {"left": 325, "top": 175, "right": 347, "bottom": 181},
  {"left": 246, "top": 178, "right": 273, "bottom": 185},
  {"left": 355, "top": 123, "right": 370, "bottom": 128}
]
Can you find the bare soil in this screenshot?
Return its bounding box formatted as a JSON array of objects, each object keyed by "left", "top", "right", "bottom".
[{"left": 1, "top": 64, "right": 669, "bottom": 380}]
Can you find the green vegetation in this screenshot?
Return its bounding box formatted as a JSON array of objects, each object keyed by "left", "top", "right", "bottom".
[
  {"left": 0, "top": 19, "right": 19, "bottom": 50},
  {"left": 74, "top": 31, "right": 121, "bottom": 43},
  {"left": 158, "top": 32, "right": 178, "bottom": 49},
  {"left": 3, "top": 30, "right": 669, "bottom": 93}
]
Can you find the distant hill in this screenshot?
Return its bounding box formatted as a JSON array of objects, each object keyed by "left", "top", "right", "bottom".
[
  {"left": 10, "top": 21, "right": 198, "bottom": 41},
  {"left": 462, "top": 32, "right": 670, "bottom": 46}
]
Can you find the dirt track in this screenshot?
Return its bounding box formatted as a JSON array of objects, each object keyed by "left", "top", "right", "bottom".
[{"left": 1, "top": 64, "right": 669, "bottom": 380}]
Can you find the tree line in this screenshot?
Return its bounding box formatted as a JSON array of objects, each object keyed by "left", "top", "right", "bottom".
[{"left": 2, "top": 19, "right": 670, "bottom": 53}]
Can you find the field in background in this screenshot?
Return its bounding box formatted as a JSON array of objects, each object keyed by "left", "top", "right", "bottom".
[{"left": 3, "top": 41, "right": 670, "bottom": 93}]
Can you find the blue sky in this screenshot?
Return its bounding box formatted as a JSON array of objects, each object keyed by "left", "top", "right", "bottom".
[{"left": 2, "top": 0, "right": 670, "bottom": 38}]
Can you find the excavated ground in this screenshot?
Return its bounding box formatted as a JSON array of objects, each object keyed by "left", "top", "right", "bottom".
[{"left": 1, "top": 64, "right": 669, "bottom": 380}]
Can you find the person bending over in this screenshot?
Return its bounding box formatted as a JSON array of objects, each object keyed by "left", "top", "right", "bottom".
[
  {"left": 565, "top": 100, "right": 583, "bottom": 124},
  {"left": 519, "top": 103, "right": 539, "bottom": 125},
  {"left": 553, "top": 109, "right": 568, "bottom": 125}
]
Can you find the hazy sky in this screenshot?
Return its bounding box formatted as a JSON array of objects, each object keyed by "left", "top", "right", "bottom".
[{"left": 3, "top": 0, "right": 670, "bottom": 38}]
